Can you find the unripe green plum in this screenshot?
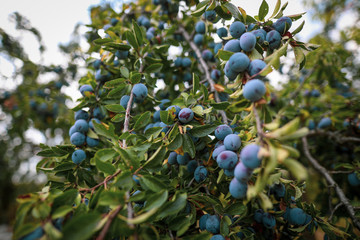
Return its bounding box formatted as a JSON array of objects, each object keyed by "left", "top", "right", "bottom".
[{"left": 243, "top": 79, "right": 266, "bottom": 102}]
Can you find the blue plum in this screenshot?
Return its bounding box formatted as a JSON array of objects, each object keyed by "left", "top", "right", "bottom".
[
  {"left": 70, "top": 132, "right": 86, "bottom": 146},
  {"left": 75, "top": 110, "right": 89, "bottom": 120},
  {"left": 214, "top": 43, "right": 223, "bottom": 54},
  {"left": 308, "top": 119, "right": 315, "bottom": 130},
  {"left": 270, "top": 183, "right": 286, "bottom": 198},
  {"left": 74, "top": 119, "right": 89, "bottom": 133},
  {"left": 229, "top": 178, "right": 248, "bottom": 199},
  {"left": 224, "top": 168, "right": 235, "bottom": 177},
  {"left": 20, "top": 226, "right": 44, "bottom": 240},
  {"left": 224, "top": 134, "right": 241, "bottom": 151},
  {"left": 89, "top": 118, "right": 100, "bottom": 130},
  {"left": 252, "top": 29, "right": 267, "bottom": 44},
  {"left": 93, "top": 59, "right": 102, "bottom": 69},
  {"left": 187, "top": 160, "right": 198, "bottom": 173},
  {"left": 234, "top": 162, "right": 253, "bottom": 182},
  {"left": 262, "top": 213, "right": 276, "bottom": 229},
  {"left": 211, "top": 69, "right": 221, "bottom": 81},
  {"left": 266, "top": 30, "right": 282, "bottom": 49},
  {"left": 195, "top": 21, "right": 206, "bottom": 34},
  {"left": 86, "top": 137, "right": 99, "bottom": 147},
  {"left": 254, "top": 209, "right": 264, "bottom": 223},
  {"left": 348, "top": 172, "right": 360, "bottom": 186},
  {"left": 210, "top": 235, "right": 225, "bottom": 240},
  {"left": 153, "top": 110, "right": 161, "bottom": 122},
  {"left": 115, "top": 50, "right": 129, "bottom": 59},
  {"left": 240, "top": 32, "right": 256, "bottom": 52},
  {"left": 182, "top": 57, "right": 192, "bottom": 67},
  {"left": 217, "top": 27, "right": 228, "bottom": 38},
  {"left": 133, "top": 83, "right": 148, "bottom": 103},
  {"left": 228, "top": 52, "right": 250, "bottom": 73},
  {"left": 194, "top": 166, "right": 208, "bottom": 182},
  {"left": 159, "top": 99, "right": 171, "bottom": 110},
  {"left": 110, "top": 18, "right": 119, "bottom": 26},
  {"left": 199, "top": 214, "right": 209, "bottom": 230},
  {"left": 168, "top": 152, "right": 178, "bottom": 165},
  {"left": 183, "top": 72, "right": 192, "bottom": 82},
  {"left": 217, "top": 151, "right": 238, "bottom": 170},
  {"left": 311, "top": 89, "right": 320, "bottom": 97},
  {"left": 273, "top": 16, "right": 292, "bottom": 34},
  {"left": 224, "top": 61, "right": 238, "bottom": 81},
  {"left": 317, "top": 117, "right": 332, "bottom": 129},
  {"left": 72, "top": 149, "right": 86, "bottom": 164},
  {"left": 166, "top": 105, "right": 181, "bottom": 118},
  {"left": 69, "top": 125, "right": 76, "bottom": 136},
  {"left": 212, "top": 145, "right": 226, "bottom": 160},
  {"left": 93, "top": 107, "right": 105, "bottom": 120},
  {"left": 248, "top": 59, "right": 266, "bottom": 77},
  {"left": 243, "top": 79, "right": 266, "bottom": 102},
  {"left": 206, "top": 215, "right": 220, "bottom": 234},
  {"left": 80, "top": 85, "right": 93, "bottom": 96},
  {"left": 202, "top": 49, "right": 213, "bottom": 61},
  {"left": 289, "top": 208, "right": 307, "bottom": 225},
  {"left": 177, "top": 153, "right": 190, "bottom": 165},
  {"left": 194, "top": 34, "right": 204, "bottom": 46},
  {"left": 215, "top": 124, "right": 233, "bottom": 140},
  {"left": 224, "top": 39, "right": 241, "bottom": 52},
  {"left": 229, "top": 21, "right": 246, "bottom": 38},
  {"left": 174, "top": 57, "right": 183, "bottom": 67},
  {"left": 120, "top": 95, "right": 133, "bottom": 109},
  {"left": 240, "top": 144, "right": 262, "bottom": 169},
  {"left": 178, "top": 108, "right": 194, "bottom": 123},
  {"left": 204, "top": 10, "right": 217, "bottom": 22}
]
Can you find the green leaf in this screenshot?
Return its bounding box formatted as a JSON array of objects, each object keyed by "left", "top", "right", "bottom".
[
  {"left": 220, "top": 216, "right": 230, "bottom": 236},
  {"left": 120, "top": 66, "right": 130, "bottom": 78},
  {"left": 191, "top": 0, "right": 209, "bottom": 17},
  {"left": 182, "top": 134, "right": 196, "bottom": 158},
  {"left": 62, "top": 212, "right": 101, "bottom": 240},
  {"left": 224, "top": 2, "right": 243, "bottom": 21},
  {"left": 51, "top": 205, "right": 73, "bottom": 219},
  {"left": 293, "top": 46, "right": 305, "bottom": 65},
  {"left": 258, "top": 0, "right": 269, "bottom": 21},
  {"left": 190, "top": 125, "right": 217, "bottom": 138},
  {"left": 274, "top": 2, "right": 288, "bottom": 18},
  {"left": 125, "top": 30, "right": 138, "bottom": 49},
  {"left": 282, "top": 158, "right": 308, "bottom": 181},
  {"left": 157, "top": 192, "right": 187, "bottom": 219},
  {"left": 143, "top": 190, "right": 168, "bottom": 211},
  {"left": 269, "top": 0, "right": 281, "bottom": 19},
  {"left": 192, "top": 73, "right": 200, "bottom": 94},
  {"left": 96, "top": 158, "right": 116, "bottom": 175},
  {"left": 104, "top": 78, "right": 126, "bottom": 88},
  {"left": 225, "top": 202, "right": 247, "bottom": 216},
  {"left": 103, "top": 42, "right": 131, "bottom": 51},
  {"left": 145, "top": 63, "right": 163, "bottom": 73},
  {"left": 93, "top": 38, "right": 113, "bottom": 45},
  {"left": 94, "top": 148, "right": 117, "bottom": 162},
  {"left": 130, "top": 72, "right": 142, "bottom": 84},
  {"left": 53, "top": 162, "right": 76, "bottom": 172},
  {"left": 217, "top": 50, "right": 233, "bottom": 60},
  {"left": 210, "top": 102, "right": 230, "bottom": 110},
  {"left": 143, "top": 146, "right": 167, "bottom": 171},
  {"left": 141, "top": 175, "right": 168, "bottom": 192},
  {"left": 93, "top": 122, "right": 117, "bottom": 142},
  {"left": 104, "top": 104, "right": 125, "bottom": 113},
  {"left": 292, "top": 20, "right": 305, "bottom": 35},
  {"left": 52, "top": 189, "right": 78, "bottom": 212},
  {"left": 160, "top": 110, "right": 171, "bottom": 125},
  {"left": 261, "top": 41, "right": 289, "bottom": 75},
  {"left": 134, "top": 111, "right": 151, "bottom": 129},
  {"left": 168, "top": 134, "right": 183, "bottom": 151},
  {"left": 132, "top": 20, "right": 143, "bottom": 46},
  {"left": 98, "top": 191, "right": 124, "bottom": 206}
]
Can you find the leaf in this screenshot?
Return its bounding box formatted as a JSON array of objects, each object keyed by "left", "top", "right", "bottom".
[
  {"left": 145, "top": 63, "right": 163, "bottom": 73},
  {"left": 98, "top": 191, "right": 124, "bottom": 206},
  {"left": 143, "top": 190, "right": 168, "bottom": 211},
  {"left": 192, "top": 73, "right": 200, "bottom": 94},
  {"left": 182, "top": 134, "right": 196, "bottom": 158},
  {"left": 157, "top": 192, "right": 187, "bottom": 219},
  {"left": 120, "top": 66, "right": 129, "bottom": 78},
  {"left": 104, "top": 104, "right": 125, "bottom": 113},
  {"left": 93, "top": 122, "right": 117, "bottom": 142},
  {"left": 96, "top": 158, "right": 116, "bottom": 175},
  {"left": 282, "top": 158, "right": 308, "bottom": 181},
  {"left": 130, "top": 72, "right": 142, "bottom": 84},
  {"left": 62, "top": 212, "right": 101, "bottom": 240},
  {"left": 224, "top": 2, "right": 243, "bottom": 21},
  {"left": 53, "top": 162, "right": 76, "bottom": 172},
  {"left": 261, "top": 41, "right": 289, "bottom": 75},
  {"left": 52, "top": 189, "right": 78, "bottom": 212},
  {"left": 258, "top": 0, "right": 269, "bottom": 21},
  {"left": 190, "top": 125, "right": 217, "bottom": 138},
  {"left": 293, "top": 47, "right": 305, "bottom": 65},
  {"left": 269, "top": 0, "right": 281, "bottom": 19},
  {"left": 191, "top": 0, "right": 209, "bottom": 17},
  {"left": 51, "top": 206, "right": 73, "bottom": 219},
  {"left": 125, "top": 30, "right": 138, "bottom": 49},
  {"left": 103, "top": 42, "right": 131, "bottom": 51},
  {"left": 225, "top": 202, "right": 247, "bottom": 216},
  {"left": 168, "top": 134, "right": 183, "bottom": 151},
  {"left": 132, "top": 20, "right": 143, "bottom": 46},
  {"left": 104, "top": 78, "right": 126, "bottom": 88},
  {"left": 274, "top": 2, "right": 288, "bottom": 18},
  {"left": 210, "top": 102, "right": 230, "bottom": 110},
  {"left": 217, "top": 50, "right": 233, "bottom": 61},
  {"left": 93, "top": 38, "right": 113, "bottom": 45},
  {"left": 134, "top": 111, "right": 151, "bottom": 129},
  {"left": 292, "top": 20, "right": 305, "bottom": 36},
  {"left": 94, "top": 148, "right": 117, "bottom": 162},
  {"left": 238, "top": 7, "right": 247, "bottom": 23},
  {"left": 276, "top": 127, "right": 309, "bottom": 141},
  {"left": 120, "top": 208, "right": 158, "bottom": 224},
  {"left": 143, "top": 146, "right": 167, "bottom": 171}
]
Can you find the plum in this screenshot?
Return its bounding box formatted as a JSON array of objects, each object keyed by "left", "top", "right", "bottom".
[
  {"left": 217, "top": 27, "right": 228, "bottom": 38},
  {"left": 204, "top": 10, "right": 217, "bottom": 22},
  {"left": 182, "top": 57, "right": 192, "bottom": 67},
  {"left": 228, "top": 52, "right": 250, "bottom": 73},
  {"left": 93, "top": 59, "right": 102, "bottom": 69},
  {"left": 243, "top": 79, "right": 266, "bottom": 102},
  {"left": 199, "top": 214, "right": 209, "bottom": 230},
  {"left": 70, "top": 132, "right": 86, "bottom": 146},
  {"left": 229, "top": 178, "right": 248, "bottom": 199},
  {"left": 240, "top": 32, "right": 256, "bottom": 52},
  {"left": 166, "top": 105, "right": 181, "bottom": 118},
  {"left": 224, "top": 134, "right": 241, "bottom": 151},
  {"left": 224, "top": 61, "right": 238, "bottom": 81},
  {"left": 254, "top": 209, "right": 264, "bottom": 223},
  {"left": 178, "top": 108, "right": 194, "bottom": 123},
  {"left": 273, "top": 16, "right": 292, "bottom": 34},
  {"left": 211, "top": 69, "right": 221, "bottom": 81},
  {"left": 270, "top": 183, "right": 286, "bottom": 198},
  {"left": 93, "top": 106, "right": 105, "bottom": 120},
  {"left": 266, "top": 30, "right": 282, "bottom": 49},
  {"left": 133, "top": 83, "right": 148, "bottom": 103},
  {"left": 229, "top": 21, "right": 246, "bottom": 38},
  {"left": 194, "top": 166, "right": 208, "bottom": 182},
  {"left": 74, "top": 119, "right": 89, "bottom": 133},
  {"left": 75, "top": 110, "right": 89, "bottom": 120},
  {"left": 202, "top": 49, "right": 213, "bottom": 61},
  {"left": 308, "top": 119, "right": 315, "bottom": 130},
  {"left": 348, "top": 172, "right": 360, "bottom": 186},
  {"left": 194, "top": 34, "right": 204, "bottom": 46},
  {"left": 248, "top": 59, "right": 266, "bottom": 77},
  {"left": 240, "top": 144, "right": 262, "bottom": 169},
  {"left": 212, "top": 145, "right": 226, "bottom": 160},
  {"left": 195, "top": 21, "right": 206, "bottom": 34},
  {"left": 115, "top": 50, "right": 129, "bottom": 59},
  {"left": 187, "top": 160, "right": 198, "bottom": 173},
  {"left": 211, "top": 235, "right": 225, "bottom": 240},
  {"left": 86, "top": 137, "right": 99, "bottom": 147},
  {"left": 252, "top": 29, "right": 267, "bottom": 44},
  {"left": 215, "top": 124, "right": 233, "bottom": 140},
  {"left": 177, "top": 153, "right": 190, "bottom": 165},
  {"left": 159, "top": 99, "right": 171, "bottom": 110},
  {"left": 234, "top": 162, "right": 253, "bottom": 182},
  {"left": 262, "top": 213, "right": 276, "bottom": 229},
  {"left": 69, "top": 125, "right": 76, "bottom": 136},
  {"left": 289, "top": 208, "right": 307, "bottom": 225},
  {"left": 72, "top": 149, "right": 86, "bottom": 164},
  {"left": 224, "top": 39, "right": 241, "bottom": 52},
  {"left": 224, "top": 168, "right": 235, "bottom": 177},
  {"left": 217, "top": 151, "right": 238, "bottom": 170},
  {"left": 214, "top": 43, "right": 223, "bottom": 54},
  {"left": 174, "top": 57, "right": 183, "bottom": 67},
  {"left": 206, "top": 215, "right": 220, "bottom": 234},
  {"left": 153, "top": 110, "right": 161, "bottom": 122},
  {"left": 168, "top": 152, "right": 178, "bottom": 165},
  {"left": 80, "top": 85, "right": 94, "bottom": 96},
  {"left": 317, "top": 117, "right": 332, "bottom": 129}
]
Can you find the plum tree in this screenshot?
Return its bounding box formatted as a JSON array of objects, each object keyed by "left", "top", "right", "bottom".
[{"left": 10, "top": 0, "right": 360, "bottom": 239}]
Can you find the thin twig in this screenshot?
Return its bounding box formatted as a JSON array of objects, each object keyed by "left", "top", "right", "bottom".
[
  {"left": 96, "top": 205, "right": 122, "bottom": 240},
  {"left": 302, "top": 136, "right": 360, "bottom": 230},
  {"left": 178, "top": 24, "right": 228, "bottom": 124},
  {"left": 307, "top": 130, "right": 360, "bottom": 143},
  {"left": 252, "top": 104, "right": 265, "bottom": 143},
  {"left": 329, "top": 202, "right": 343, "bottom": 222},
  {"left": 329, "top": 170, "right": 354, "bottom": 174},
  {"left": 122, "top": 89, "right": 134, "bottom": 148},
  {"left": 79, "top": 169, "right": 122, "bottom": 193}
]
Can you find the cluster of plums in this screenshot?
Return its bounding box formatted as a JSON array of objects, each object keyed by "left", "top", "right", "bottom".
[
  {"left": 308, "top": 117, "right": 332, "bottom": 130},
  {"left": 199, "top": 214, "right": 224, "bottom": 239},
  {"left": 120, "top": 83, "right": 148, "bottom": 109},
  {"left": 173, "top": 57, "right": 193, "bottom": 82}
]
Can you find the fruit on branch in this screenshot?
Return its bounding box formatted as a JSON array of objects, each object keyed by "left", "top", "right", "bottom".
[
  {"left": 248, "top": 59, "right": 266, "bottom": 77},
  {"left": 289, "top": 208, "right": 307, "bottom": 225},
  {"left": 86, "top": 136, "right": 99, "bottom": 147},
  {"left": 182, "top": 57, "right": 192, "bottom": 67},
  {"left": 74, "top": 119, "right": 89, "bottom": 133},
  {"left": 254, "top": 209, "right": 264, "bottom": 223},
  {"left": 204, "top": 10, "right": 217, "bottom": 22},
  {"left": 166, "top": 105, "right": 181, "bottom": 118},
  {"left": 266, "top": 30, "right": 282, "bottom": 49},
  {"left": 214, "top": 43, "right": 223, "bottom": 54},
  {"left": 93, "top": 59, "right": 102, "bottom": 70},
  {"left": 240, "top": 32, "right": 257, "bottom": 52},
  {"left": 224, "top": 39, "right": 241, "bottom": 52},
  {"left": 224, "top": 134, "right": 241, "bottom": 151},
  {"left": 348, "top": 172, "right": 360, "bottom": 186},
  {"left": 229, "top": 21, "right": 246, "bottom": 38},
  {"left": 215, "top": 124, "right": 233, "bottom": 140},
  {"left": 234, "top": 162, "right": 253, "bottom": 182},
  {"left": 202, "top": 49, "right": 213, "bottom": 61},
  {"left": 132, "top": 83, "right": 148, "bottom": 103},
  {"left": 262, "top": 212, "right": 276, "bottom": 229},
  {"left": 210, "top": 234, "right": 225, "bottom": 240},
  {"left": 273, "top": 16, "right": 292, "bottom": 34},
  {"left": 217, "top": 150, "right": 238, "bottom": 170},
  {"left": 187, "top": 160, "right": 198, "bottom": 173},
  {"left": 159, "top": 99, "right": 170, "bottom": 110},
  {"left": 178, "top": 108, "right": 194, "bottom": 123},
  {"left": 252, "top": 29, "right": 267, "bottom": 44},
  {"left": 115, "top": 50, "right": 129, "bottom": 59},
  {"left": 229, "top": 177, "right": 248, "bottom": 199},
  {"left": 211, "top": 69, "right": 221, "bottom": 81},
  {"left": 216, "top": 27, "right": 228, "bottom": 39},
  {"left": 317, "top": 117, "right": 332, "bottom": 129},
  {"left": 240, "top": 144, "right": 262, "bottom": 169},
  {"left": 93, "top": 106, "right": 105, "bottom": 120},
  {"left": 199, "top": 214, "right": 209, "bottom": 230},
  {"left": 194, "top": 33, "right": 204, "bottom": 46},
  {"left": 70, "top": 132, "right": 86, "bottom": 146},
  {"left": 194, "top": 166, "right": 208, "bottom": 182},
  {"left": 243, "top": 79, "right": 266, "bottom": 102},
  {"left": 120, "top": 95, "right": 132, "bottom": 109},
  {"left": 195, "top": 21, "right": 206, "bottom": 34},
  {"left": 308, "top": 119, "right": 315, "bottom": 130},
  {"left": 228, "top": 52, "right": 250, "bottom": 73},
  {"left": 72, "top": 149, "right": 86, "bottom": 165},
  {"left": 270, "top": 183, "right": 286, "bottom": 199},
  {"left": 206, "top": 215, "right": 221, "bottom": 234},
  {"left": 177, "top": 153, "right": 190, "bottom": 165},
  {"left": 21, "top": 226, "right": 44, "bottom": 240},
  {"left": 212, "top": 145, "right": 226, "bottom": 160},
  {"left": 168, "top": 152, "right": 178, "bottom": 165},
  {"left": 75, "top": 110, "right": 89, "bottom": 120}
]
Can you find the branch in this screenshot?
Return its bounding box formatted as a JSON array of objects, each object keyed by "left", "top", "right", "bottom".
[
  {"left": 122, "top": 89, "right": 134, "bottom": 148},
  {"left": 178, "top": 25, "right": 228, "bottom": 124},
  {"left": 96, "top": 205, "right": 122, "bottom": 240},
  {"left": 253, "top": 104, "right": 265, "bottom": 143},
  {"left": 302, "top": 136, "right": 360, "bottom": 230},
  {"left": 79, "top": 169, "right": 122, "bottom": 193},
  {"left": 126, "top": 191, "right": 135, "bottom": 229},
  {"left": 329, "top": 202, "right": 343, "bottom": 222},
  {"left": 307, "top": 129, "right": 360, "bottom": 143}
]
